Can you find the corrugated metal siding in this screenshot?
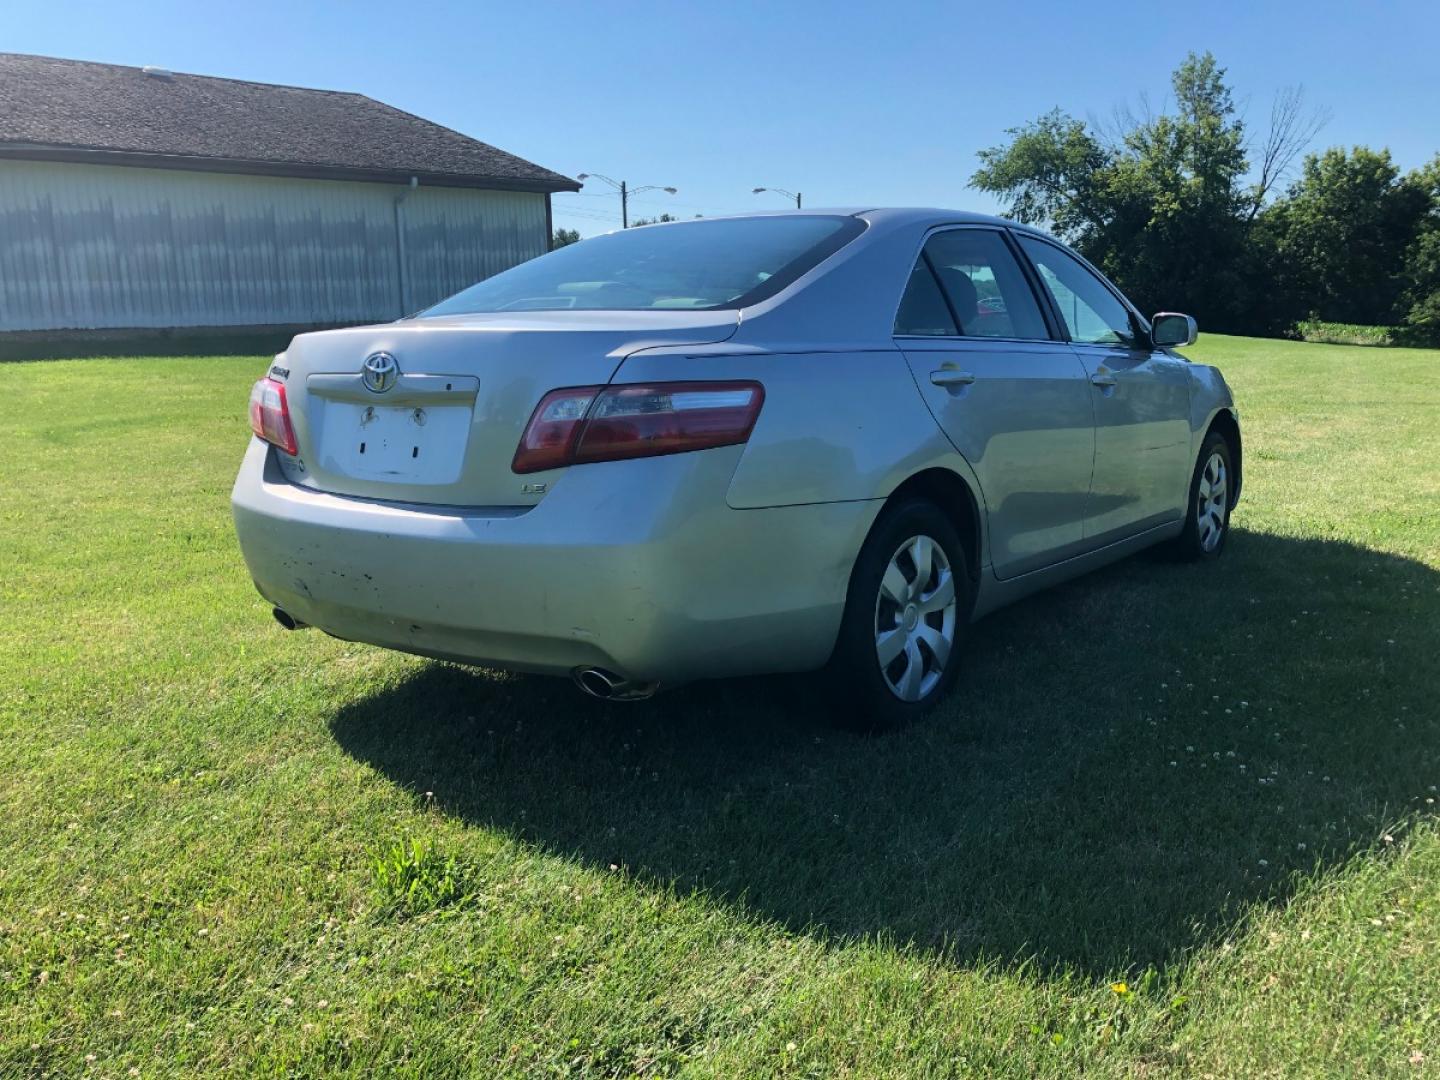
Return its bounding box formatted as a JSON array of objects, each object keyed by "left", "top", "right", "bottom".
[
  {"left": 400, "top": 185, "right": 547, "bottom": 312},
  {"left": 0, "top": 159, "right": 548, "bottom": 331}
]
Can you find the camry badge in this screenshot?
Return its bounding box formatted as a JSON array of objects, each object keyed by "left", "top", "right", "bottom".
[{"left": 361, "top": 351, "right": 400, "bottom": 393}]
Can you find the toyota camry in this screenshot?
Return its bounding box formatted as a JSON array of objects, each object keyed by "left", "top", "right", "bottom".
[{"left": 232, "top": 209, "right": 1240, "bottom": 728}]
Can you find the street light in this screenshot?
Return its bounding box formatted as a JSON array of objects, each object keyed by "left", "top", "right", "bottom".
[
  {"left": 753, "top": 186, "right": 802, "bottom": 209},
  {"left": 577, "top": 173, "right": 678, "bottom": 228}
]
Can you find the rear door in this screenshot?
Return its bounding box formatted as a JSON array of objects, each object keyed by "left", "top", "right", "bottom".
[
  {"left": 1014, "top": 235, "right": 1193, "bottom": 543},
  {"left": 895, "top": 227, "right": 1096, "bottom": 579}
]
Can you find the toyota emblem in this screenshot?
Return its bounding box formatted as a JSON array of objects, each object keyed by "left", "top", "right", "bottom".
[{"left": 361, "top": 351, "right": 400, "bottom": 393}]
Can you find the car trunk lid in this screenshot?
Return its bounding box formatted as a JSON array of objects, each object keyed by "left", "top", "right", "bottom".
[{"left": 273, "top": 310, "right": 739, "bottom": 507}]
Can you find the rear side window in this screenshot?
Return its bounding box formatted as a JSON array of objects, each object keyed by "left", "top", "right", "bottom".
[
  {"left": 895, "top": 229, "right": 1049, "bottom": 340},
  {"left": 895, "top": 260, "right": 957, "bottom": 335},
  {"left": 1016, "top": 236, "right": 1138, "bottom": 346}
]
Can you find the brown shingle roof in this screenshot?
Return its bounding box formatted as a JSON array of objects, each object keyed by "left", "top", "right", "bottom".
[{"left": 0, "top": 52, "right": 579, "bottom": 192}]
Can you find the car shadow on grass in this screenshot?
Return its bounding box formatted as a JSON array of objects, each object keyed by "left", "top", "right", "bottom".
[{"left": 329, "top": 528, "right": 1439, "bottom": 977}]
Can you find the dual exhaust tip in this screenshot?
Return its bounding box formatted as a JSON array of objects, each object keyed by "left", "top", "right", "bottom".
[
  {"left": 571, "top": 666, "right": 659, "bottom": 702},
  {"left": 274, "top": 607, "right": 654, "bottom": 702}
]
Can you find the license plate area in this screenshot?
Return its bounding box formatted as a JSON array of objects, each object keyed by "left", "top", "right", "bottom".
[
  {"left": 305, "top": 372, "right": 479, "bottom": 486},
  {"left": 318, "top": 401, "right": 473, "bottom": 484}
]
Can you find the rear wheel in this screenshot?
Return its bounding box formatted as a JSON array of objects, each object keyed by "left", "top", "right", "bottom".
[
  {"left": 1172, "top": 431, "right": 1234, "bottom": 561},
  {"left": 824, "top": 498, "right": 973, "bottom": 732}
]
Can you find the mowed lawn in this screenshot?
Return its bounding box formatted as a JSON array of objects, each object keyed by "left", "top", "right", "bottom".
[{"left": 2, "top": 334, "right": 1438, "bottom": 1077}]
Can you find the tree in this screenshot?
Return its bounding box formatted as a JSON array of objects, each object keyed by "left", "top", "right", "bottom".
[
  {"left": 972, "top": 52, "right": 1327, "bottom": 333},
  {"left": 1401, "top": 155, "right": 1440, "bottom": 329},
  {"left": 1102, "top": 53, "right": 1251, "bottom": 324},
  {"left": 1265, "top": 147, "right": 1429, "bottom": 325},
  {"left": 628, "top": 213, "right": 679, "bottom": 227},
  {"left": 1247, "top": 86, "right": 1332, "bottom": 221},
  {"left": 971, "top": 109, "right": 1110, "bottom": 238},
  {"left": 551, "top": 227, "right": 581, "bottom": 249}
]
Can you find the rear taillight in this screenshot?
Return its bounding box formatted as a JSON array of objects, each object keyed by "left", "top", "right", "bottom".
[
  {"left": 511, "top": 386, "right": 603, "bottom": 474},
  {"left": 248, "top": 377, "right": 298, "bottom": 456},
  {"left": 512, "top": 381, "right": 764, "bottom": 474}
]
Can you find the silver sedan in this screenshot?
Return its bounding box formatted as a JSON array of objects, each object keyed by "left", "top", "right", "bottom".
[{"left": 232, "top": 209, "right": 1240, "bottom": 729}]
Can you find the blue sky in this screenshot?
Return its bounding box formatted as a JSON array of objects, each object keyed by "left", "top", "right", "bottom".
[{"left": 9, "top": 0, "right": 1440, "bottom": 236}]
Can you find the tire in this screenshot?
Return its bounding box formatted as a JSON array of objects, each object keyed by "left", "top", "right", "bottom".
[
  {"left": 824, "top": 497, "right": 974, "bottom": 733},
  {"left": 1172, "top": 430, "right": 1235, "bottom": 561}
]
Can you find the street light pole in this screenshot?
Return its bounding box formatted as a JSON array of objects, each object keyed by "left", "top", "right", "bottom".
[
  {"left": 576, "top": 173, "right": 678, "bottom": 228},
  {"left": 753, "top": 187, "right": 802, "bottom": 209}
]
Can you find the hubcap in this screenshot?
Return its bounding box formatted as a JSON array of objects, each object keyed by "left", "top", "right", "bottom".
[
  {"left": 1196, "top": 451, "right": 1228, "bottom": 552},
  {"left": 874, "top": 534, "right": 958, "bottom": 702}
]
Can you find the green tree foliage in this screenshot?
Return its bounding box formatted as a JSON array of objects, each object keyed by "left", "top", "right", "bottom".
[
  {"left": 973, "top": 52, "right": 1438, "bottom": 337},
  {"left": 975, "top": 53, "right": 1252, "bottom": 328},
  {"left": 1264, "top": 148, "right": 1428, "bottom": 326},
  {"left": 971, "top": 109, "right": 1110, "bottom": 237},
  {"left": 551, "top": 227, "right": 581, "bottom": 249},
  {"left": 1401, "top": 156, "right": 1440, "bottom": 328},
  {"left": 1109, "top": 53, "right": 1251, "bottom": 327}
]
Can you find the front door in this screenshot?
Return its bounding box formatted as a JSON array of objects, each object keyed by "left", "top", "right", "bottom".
[
  {"left": 1015, "top": 235, "right": 1194, "bottom": 543},
  {"left": 895, "top": 227, "right": 1096, "bottom": 579}
]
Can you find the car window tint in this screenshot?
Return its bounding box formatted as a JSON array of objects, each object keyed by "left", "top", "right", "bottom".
[
  {"left": 894, "top": 258, "right": 957, "bottom": 335},
  {"left": 919, "top": 230, "right": 1050, "bottom": 340},
  {"left": 1016, "top": 236, "right": 1136, "bottom": 346}
]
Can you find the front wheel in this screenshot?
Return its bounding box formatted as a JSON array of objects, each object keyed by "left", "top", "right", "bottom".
[
  {"left": 1172, "top": 431, "right": 1234, "bottom": 561},
  {"left": 823, "top": 498, "right": 974, "bottom": 732}
]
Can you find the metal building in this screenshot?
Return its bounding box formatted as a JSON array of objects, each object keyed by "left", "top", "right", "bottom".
[{"left": 0, "top": 53, "right": 578, "bottom": 335}]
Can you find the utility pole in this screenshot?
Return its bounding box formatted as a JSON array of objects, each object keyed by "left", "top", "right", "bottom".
[
  {"left": 753, "top": 187, "right": 802, "bottom": 209},
  {"left": 576, "top": 174, "right": 678, "bottom": 228}
]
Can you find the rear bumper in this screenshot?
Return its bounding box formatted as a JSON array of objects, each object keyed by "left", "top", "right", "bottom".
[{"left": 231, "top": 439, "right": 879, "bottom": 684}]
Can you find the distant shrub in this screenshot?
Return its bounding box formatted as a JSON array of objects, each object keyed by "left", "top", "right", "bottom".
[{"left": 1292, "top": 320, "right": 1440, "bottom": 347}]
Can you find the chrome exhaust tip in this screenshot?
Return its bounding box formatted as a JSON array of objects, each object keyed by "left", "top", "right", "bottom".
[
  {"left": 571, "top": 667, "right": 658, "bottom": 702},
  {"left": 574, "top": 667, "right": 620, "bottom": 699},
  {"left": 272, "top": 607, "right": 308, "bottom": 631}
]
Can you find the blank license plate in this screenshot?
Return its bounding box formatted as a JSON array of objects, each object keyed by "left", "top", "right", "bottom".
[{"left": 318, "top": 402, "right": 472, "bottom": 484}]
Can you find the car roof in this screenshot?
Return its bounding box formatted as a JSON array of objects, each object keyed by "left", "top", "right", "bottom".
[
  {"left": 855, "top": 207, "right": 1044, "bottom": 233},
  {"left": 638, "top": 206, "right": 1045, "bottom": 235}
]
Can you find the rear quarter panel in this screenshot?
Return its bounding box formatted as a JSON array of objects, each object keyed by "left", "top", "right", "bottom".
[{"left": 611, "top": 345, "right": 982, "bottom": 511}]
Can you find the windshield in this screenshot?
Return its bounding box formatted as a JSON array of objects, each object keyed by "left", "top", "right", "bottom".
[{"left": 419, "top": 215, "right": 865, "bottom": 316}]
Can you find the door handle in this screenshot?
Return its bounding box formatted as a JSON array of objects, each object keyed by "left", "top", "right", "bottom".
[
  {"left": 1089, "top": 373, "right": 1118, "bottom": 388},
  {"left": 930, "top": 370, "right": 976, "bottom": 387}
]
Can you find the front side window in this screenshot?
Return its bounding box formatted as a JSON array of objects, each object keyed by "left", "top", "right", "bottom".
[
  {"left": 419, "top": 215, "right": 865, "bottom": 315},
  {"left": 1016, "top": 236, "right": 1137, "bottom": 346},
  {"left": 895, "top": 229, "right": 1049, "bottom": 340}
]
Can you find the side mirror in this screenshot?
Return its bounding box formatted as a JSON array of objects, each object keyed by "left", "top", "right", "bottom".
[{"left": 1151, "top": 312, "right": 1198, "bottom": 348}]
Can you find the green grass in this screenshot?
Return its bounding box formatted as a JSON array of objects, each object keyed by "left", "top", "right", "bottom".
[{"left": 2, "top": 335, "right": 1438, "bottom": 1076}]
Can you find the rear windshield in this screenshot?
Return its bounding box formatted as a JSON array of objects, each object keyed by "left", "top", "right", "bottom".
[{"left": 418, "top": 215, "right": 865, "bottom": 315}]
